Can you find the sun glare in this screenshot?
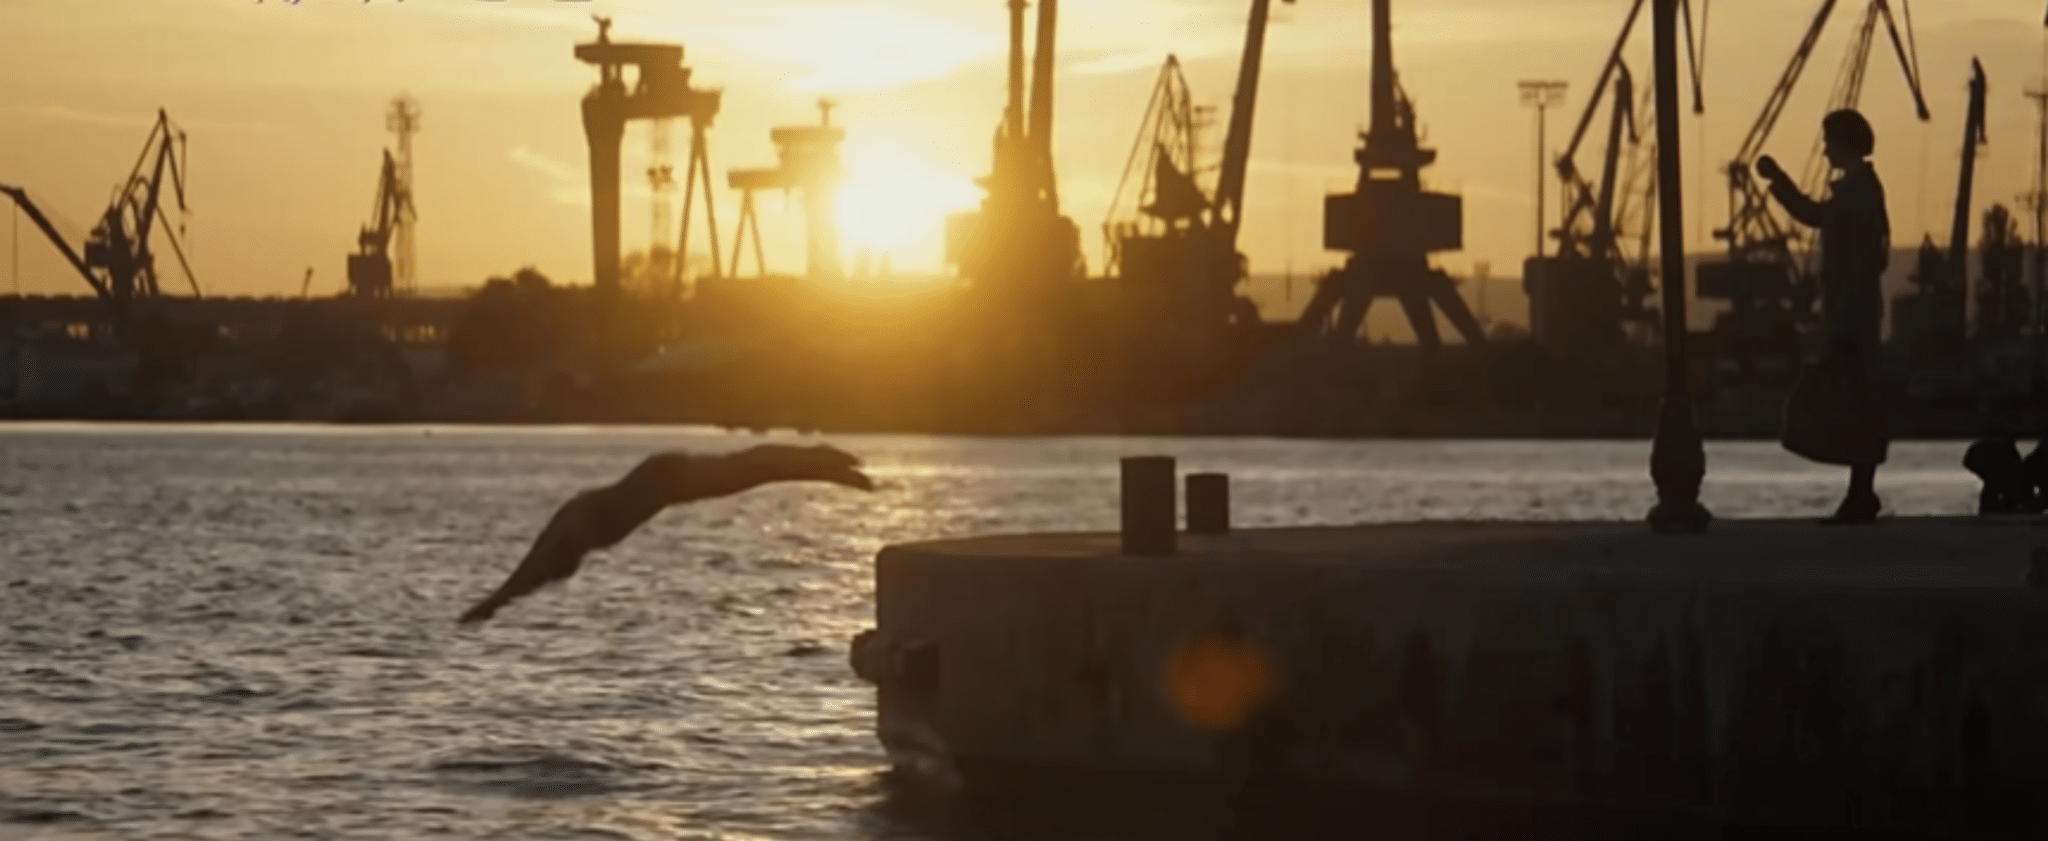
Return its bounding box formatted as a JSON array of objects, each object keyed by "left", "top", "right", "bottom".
[{"left": 834, "top": 148, "right": 982, "bottom": 276}]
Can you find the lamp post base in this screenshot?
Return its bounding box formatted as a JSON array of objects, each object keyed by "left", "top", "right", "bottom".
[{"left": 1648, "top": 395, "right": 1711, "bottom": 534}]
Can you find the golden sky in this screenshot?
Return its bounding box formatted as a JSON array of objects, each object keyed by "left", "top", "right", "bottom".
[{"left": 0, "top": 0, "right": 2042, "bottom": 311}]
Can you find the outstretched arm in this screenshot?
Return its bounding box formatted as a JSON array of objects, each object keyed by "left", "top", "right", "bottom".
[
  {"left": 456, "top": 443, "right": 875, "bottom": 625},
  {"left": 1766, "top": 177, "right": 1824, "bottom": 228},
  {"left": 670, "top": 443, "right": 877, "bottom": 502},
  {"left": 457, "top": 493, "right": 605, "bottom": 624},
  {"left": 1755, "top": 154, "right": 1823, "bottom": 228}
]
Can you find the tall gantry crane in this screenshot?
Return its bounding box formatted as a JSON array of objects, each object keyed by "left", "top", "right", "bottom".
[
  {"left": 576, "top": 16, "right": 724, "bottom": 292},
  {"left": 1104, "top": 0, "right": 1292, "bottom": 330},
  {"left": 726, "top": 100, "right": 846, "bottom": 280},
  {"left": 1297, "top": 0, "right": 1483, "bottom": 350},
  {"left": 1699, "top": 0, "right": 1927, "bottom": 370}
]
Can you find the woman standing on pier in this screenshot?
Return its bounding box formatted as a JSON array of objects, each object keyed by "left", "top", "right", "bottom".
[{"left": 1757, "top": 109, "right": 1890, "bottom": 525}]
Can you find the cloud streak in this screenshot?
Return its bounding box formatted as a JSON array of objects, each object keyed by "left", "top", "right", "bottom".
[
  {"left": 508, "top": 143, "right": 694, "bottom": 213},
  {"left": 431, "top": 0, "right": 1006, "bottom": 94},
  {"left": 508, "top": 145, "right": 589, "bottom": 208},
  {"left": 0, "top": 104, "right": 153, "bottom": 129}
]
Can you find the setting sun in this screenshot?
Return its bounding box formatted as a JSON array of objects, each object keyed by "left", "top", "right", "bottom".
[{"left": 834, "top": 143, "right": 983, "bottom": 276}]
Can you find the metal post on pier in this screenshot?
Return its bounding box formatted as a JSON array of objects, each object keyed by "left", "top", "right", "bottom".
[
  {"left": 1647, "top": 0, "right": 1710, "bottom": 533},
  {"left": 1121, "top": 456, "right": 1178, "bottom": 555},
  {"left": 1186, "top": 473, "right": 1231, "bottom": 535}
]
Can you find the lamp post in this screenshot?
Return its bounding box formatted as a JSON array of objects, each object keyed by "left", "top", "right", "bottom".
[
  {"left": 1519, "top": 80, "right": 1568, "bottom": 259},
  {"left": 2027, "top": 86, "right": 2048, "bottom": 370},
  {"left": 1648, "top": 0, "right": 1709, "bottom": 533}
]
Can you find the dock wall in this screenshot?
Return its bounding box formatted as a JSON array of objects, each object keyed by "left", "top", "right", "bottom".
[{"left": 856, "top": 521, "right": 2048, "bottom": 832}]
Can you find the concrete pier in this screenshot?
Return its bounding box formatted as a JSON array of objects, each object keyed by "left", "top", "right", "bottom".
[{"left": 852, "top": 517, "right": 2048, "bottom": 833}]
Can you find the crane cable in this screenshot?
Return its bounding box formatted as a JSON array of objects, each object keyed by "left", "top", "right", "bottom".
[
  {"left": 1900, "top": 0, "right": 1922, "bottom": 95},
  {"left": 1898, "top": 0, "right": 1930, "bottom": 249},
  {"left": 1693, "top": 0, "right": 1712, "bottom": 248},
  {"left": 1696, "top": 0, "right": 1711, "bottom": 84},
  {"left": 1282, "top": 48, "right": 1296, "bottom": 306}
]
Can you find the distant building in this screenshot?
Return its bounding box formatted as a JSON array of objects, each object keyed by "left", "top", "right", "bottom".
[{"left": 0, "top": 327, "right": 133, "bottom": 406}]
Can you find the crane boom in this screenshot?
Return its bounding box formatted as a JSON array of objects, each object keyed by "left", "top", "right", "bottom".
[
  {"left": 1731, "top": 0, "right": 1838, "bottom": 169},
  {"left": 159, "top": 216, "right": 202, "bottom": 298},
  {"left": 129, "top": 109, "right": 190, "bottom": 269},
  {"left": 1790, "top": 1, "right": 1931, "bottom": 249},
  {"left": 1877, "top": 0, "right": 1929, "bottom": 120},
  {"left": 1026, "top": 0, "right": 1059, "bottom": 211},
  {"left": 1560, "top": 0, "right": 1644, "bottom": 165},
  {"left": 364, "top": 150, "right": 403, "bottom": 251},
  {"left": 0, "top": 185, "right": 112, "bottom": 301},
  {"left": 1211, "top": 0, "right": 1293, "bottom": 239},
  {"left": 1947, "top": 58, "right": 1987, "bottom": 277},
  {"left": 1827, "top": 1, "right": 1928, "bottom": 120},
  {"left": 1591, "top": 68, "right": 1634, "bottom": 259},
  {"left": 1554, "top": 0, "right": 1703, "bottom": 263}
]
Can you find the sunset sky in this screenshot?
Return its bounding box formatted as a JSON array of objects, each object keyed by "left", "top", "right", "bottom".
[{"left": 1, "top": 0, "right": 2043, "bottom": 317}]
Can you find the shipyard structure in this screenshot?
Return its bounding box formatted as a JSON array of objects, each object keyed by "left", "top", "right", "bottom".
[{"left": 2, "top": 0, "right": 2043, "bottom": 438}]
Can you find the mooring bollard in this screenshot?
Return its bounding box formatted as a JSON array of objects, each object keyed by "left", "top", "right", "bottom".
[
  {"left": 1186, "top": 472, "right": 1230, "bottom": 535},
  {"left": 1121, "top": 456, "right": 1177, "bottom": 556}
]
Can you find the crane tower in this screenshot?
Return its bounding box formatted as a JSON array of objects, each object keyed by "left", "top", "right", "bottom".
[
  {"left": 576, "top": 16, "right": 724, "bottom": 293},
  {"left": 1297, "top": 0, "right": 1484, "bottom": 350},
  {"left": 650, "top": 118, "right": 676, "bottom": 263},
  {"left": 387, "top": 96, "right": 421, "bottom": 293}
]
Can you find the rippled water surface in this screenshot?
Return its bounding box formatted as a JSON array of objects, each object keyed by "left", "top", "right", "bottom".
[{"left": 0, "top": 424, "right": 1982, "bottom": 840}]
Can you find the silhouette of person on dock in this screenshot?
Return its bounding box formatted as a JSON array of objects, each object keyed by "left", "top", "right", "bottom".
[
  {"left": 1964, "top": 436, "right": 2048, "bottom": 514},
  {"left": 1757, "top": 109, "right": 1889, "bottom": 524}
]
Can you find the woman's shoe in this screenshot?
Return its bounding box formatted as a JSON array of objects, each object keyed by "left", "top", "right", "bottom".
[{"left": 1819, "top": 493, "right": 1881, "bottom": 525}]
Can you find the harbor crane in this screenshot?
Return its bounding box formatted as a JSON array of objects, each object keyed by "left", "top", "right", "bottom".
[
  {"left": 346, "top": 149, "right": 413, "bottom": 297},
  {"left": 576, "top": 16, "right": 724, "bottom": 292},
  {"left": 1892, "top": 58, "right": 1986, "bottom": 362},
  {"left": 726, "top": 100, "right": 847, "bottom": 280},
  {"left": 1699, "top": 0, "right": 1928, "bottom": 371},
  {"left": 1297, "top": 0, "right": 1484, "bottom": 350},
  {"left": 1, "top": 109, "right": 202, "bottom": 387},
  {"left": 1942, "top": 60, "right": 1988, "bottom": 298},
  {"left": 2, "top": 109, "right": 201, "bottom": 319},
  {"left": 1529, "top": 0, "right": 1704, "bottom": 354},
  {"left": 945, "top": 0, "right": 1084, "bottom": 299},
  {"left": 1104, "top": 0, "right": 1292, "bottom": 331}
]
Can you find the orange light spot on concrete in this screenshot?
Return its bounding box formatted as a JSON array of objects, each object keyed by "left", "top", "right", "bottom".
[{"left": 1164, "top": 633, "right": 1275, "bottom": 734}]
